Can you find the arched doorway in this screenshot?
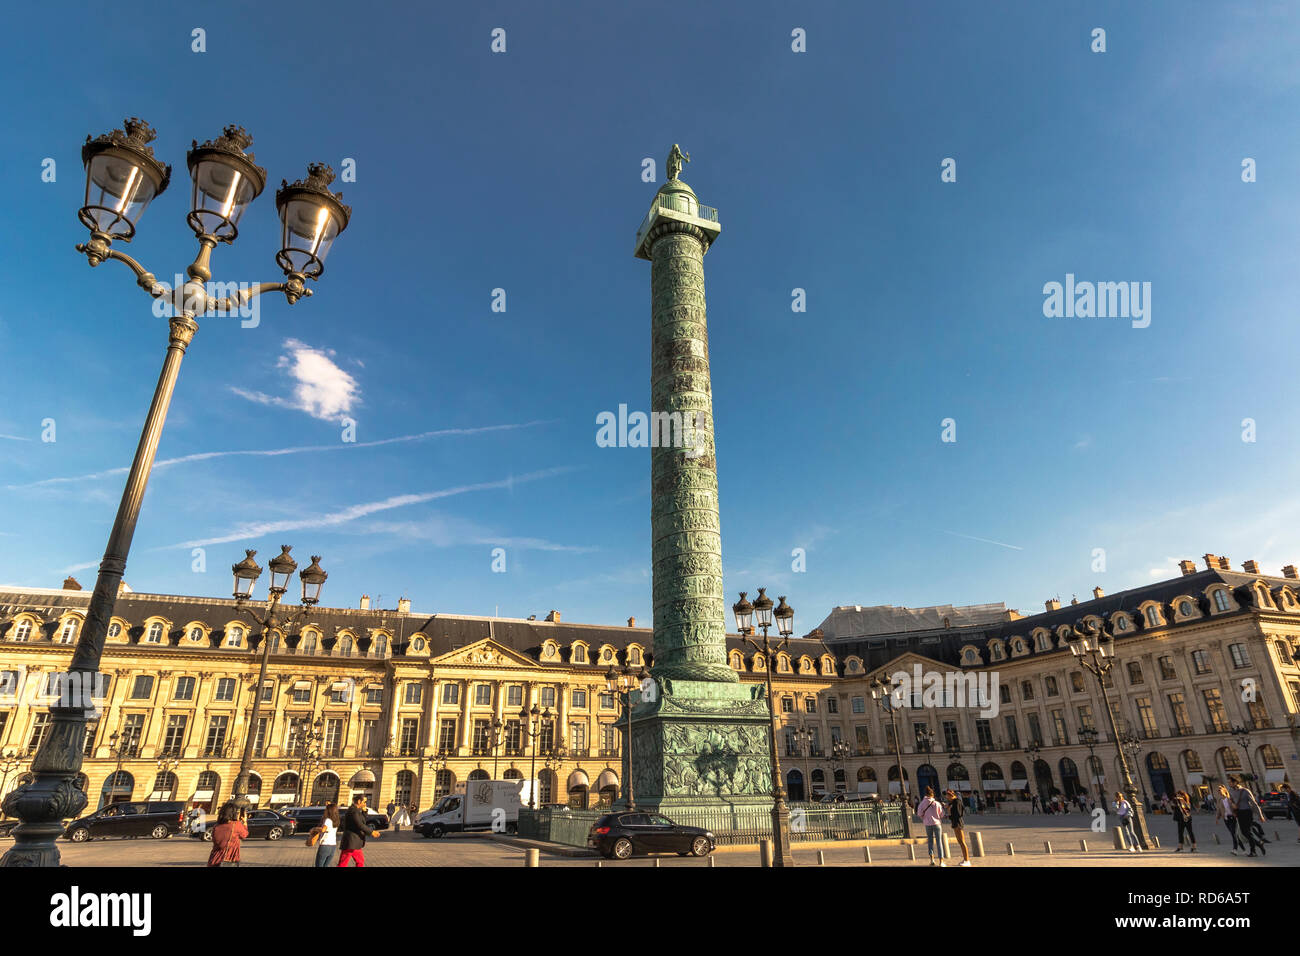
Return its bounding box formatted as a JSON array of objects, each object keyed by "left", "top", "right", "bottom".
[
  {"left": 272, "top": 772, "right": 299, "bottom": 808},
  {"left": 596, "top": 769, "right": 619, "bottom": 808},
  {"left": 311, "top": 771, "right": 340, "bottom": 806},
  {"left": 945, "top": 762, "right": 970, "bottom": 794},
  {"left": 1146, "top": 753, "right": 1174, "bottom": 800},
  {"left": 193, "top": 771, "right": 220, "bottom": 812},
  {"left": 856, "top": 766, "right": 877, "bottom": 797},
  {"left": 833, "top": 768, "right": 847, "bottom": 793},
  {"left": 538, "top": 769, "right": 557, "bottom": 805},
  {"left": 99, "top": 770, "right": 133, "bottom": 808},
  {"left": 246, "top": 773, "right": 262, "bottom": 807},
  {"left": 393, "top": 770, "right": 416, "bottom": 810},
  {"left": 1033, "top": 759, "right": 1054, "bottom": 799},
  {"left": 1058, "top": 757, "right": 1082, "bottom": 798},
  {"left": 980, "top": 763, "right": 1005, "bottom": 805},
  {"left": 349, "top": 769, "right": 376, "bottom": 805},
  {"left": 1009, "top": 761, "right": 1029, "bottom": 800},
  {"left": 567, "top": 770, "right": 590, "bottom": 809},
  {"left": 149, "top": 771, "right": 178, "bottom": 802},
  {"left": 433, "top": 769, "right": 455, "bottom": 801},
  {"left": 468, "top": 769, "right": 490, "bottom": 782},
  {"left": 886, "top": 764, "right": 911, "bottom": 800},
  {"left": 787, "top": 768, "right": 805, "bottom": 801},
  {"left": 810, "top": 768, "right": 826, "bottom": 799},
  {"left": 915, "top": 763, "right": 939, "bottom": 796}
]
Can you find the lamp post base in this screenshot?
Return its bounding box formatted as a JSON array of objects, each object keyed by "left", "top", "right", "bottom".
[{"left": 770, "top": 800, "right": 795, "bottom": 867}]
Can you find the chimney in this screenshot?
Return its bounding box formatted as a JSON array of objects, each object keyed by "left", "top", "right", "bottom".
[
  {"left": 1179, "top": 560, "right": 1197, "bottom": 576},
  {"left": 1045, "top": 598, "right": 1061, "bottom": 612},
  {"left": 1283, "top": 565, "right": 1299, "bottom": 580},
  {"left": 1218, "top": 556, "right": 1231, "bottom": 571},
  {"left": 1242, "top": 560, "right": 1260, "bottom": 575},
  {"left": 1203, "top": 554, "right": 1218, "bottom": 570},
  {"left": 544, "top": 610, "right": 561, "bottom": 623},
  {"left": 527, "top": 615, "right": 537, "bottom": 621},
  {"left": 1092, "top": 586, "right": 1104, "bottom": 600},
  {"left": 627, "top": 617, "right": 636, "bottom": 627},
  {"left": 62, "top": 576, "right": 82, "bottom": 591},
  {"left": 397, "top": 597, "right": 411, "bottom": 613},
  {"left": 360, "top": 594, "right": 371, "bottom": 610},
  {"left": 1070, "top": 596, "right": 1079, "bottom": 605}
]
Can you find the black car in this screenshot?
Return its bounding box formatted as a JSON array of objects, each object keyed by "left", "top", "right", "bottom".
[
  {"left": 282, "top": 806, "right": 389, "bottom": 831},
  {"left": 64, "top": 802, "right": 188, "bottom": 842},
  {"left": 1259, "top": 791, "right": 1291, "bottom": 820},
  {"left": 587, "top": 811, "right": 715, "bottom": 860},
  {"left": 193, "top": 809, "right": 298, "bottom": 842}
]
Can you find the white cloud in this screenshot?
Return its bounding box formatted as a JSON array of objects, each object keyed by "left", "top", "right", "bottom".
[{"left": 232, "top": 338, "right": 360, "bottom": 421}]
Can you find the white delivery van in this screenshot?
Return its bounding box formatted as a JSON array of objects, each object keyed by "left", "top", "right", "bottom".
[{"left": 415, "top": 779, "right": 532, "bottom": 837}]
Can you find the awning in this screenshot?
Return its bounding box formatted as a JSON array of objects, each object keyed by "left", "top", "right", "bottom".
[
  {"left": 191, "top": 790, "right": 214, "bottom": 801},
  {"left": 294, "top": 680, "right": 312, "bottom": 689},
  {"left": 857, "top": 783, "right": 878, "bottom": 794},
  {"left": 270, "top": 793, "right": 294, "bottom": 805},
  {"left": 332, "top": 681, "right": 350, "bottom": 691},
  {"left": 982, "top": 781, "right": 1006, "bottom": 790},
  {"left": 888, "top": 782, "right": 902, "bottom": 795},
  {"left": 946, "top": 780, "right": 972, "bottom": 791},
  {"left": 1010, "top": 778, "right": 1028, "bottom": 788},
  {"left": 595, "top": 770, "right": 619, "bottom": 790},
  {"left": 1185, "top": 772, "right": 1204, "bottom": 785},
  {"left": 1266, "top": 769, "right": 1287, "bottom": 783},
  {"left": 148, "top": 791, "right": 172, "bottom": 801},
  {"left": 351, "top": 770, "right": 376, "bottom": 785}
]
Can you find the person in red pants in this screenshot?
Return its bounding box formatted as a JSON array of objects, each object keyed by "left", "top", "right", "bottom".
[{"left": 338, "top": 794, "right": 379, "bottom": 867}]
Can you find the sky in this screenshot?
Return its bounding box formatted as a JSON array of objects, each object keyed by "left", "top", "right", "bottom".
[{"left": 2, "top": 1, "right": 1300, "bottom": 631}]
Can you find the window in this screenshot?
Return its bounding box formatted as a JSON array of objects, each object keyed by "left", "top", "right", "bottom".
[
  {"left": 506, "top": 720, "right": 523, "bottom": 753},
  {"left": 1202, "top": 689, "right": 1229, "bottom": 733},
  {"left": 291, "top": 685, "right": 311, "bottom": 704},
  {"left": 1003, "top": 715, "right": 1019, "bottom": 748},
  {"left": 118, "top": 714, "right": 144, "bottom": 755},
  {"left": 851, "top": 696, "right": 865, "bottom": 714},
  {"left": 374, "top": 635, "right": 388, "bottom": 657},
  {"left": 0, "top": 670, "right": 17, "bottom": 698},
  {"left": 601, "top": 723, "right": 617, "bottom": 753},
  {"left": 1167, "top": 694, "right": 1191, "bottom": 735},
  {"left": 570, "top": 722, "right": 587, "bottom": 751},
  {"left": 572, "top": 690, "right": 588, "bottom": 709},
  {"left": 1000, "top": 684, "right": 1012, "bottom": 704},
  {"left": 328, "top": 685, "right": 348, "bottom": 705},
  {"left": 302, "top": 632, "right": 317, "bottom": 654},
  {"left": 1134, "top": 698, "right": 1157, "bottom": 738},
  {"left": 59, "top": 619, "right": 78, "bottom": 643},
  {"left": 1070, "top": 672, "right": 1085, "bottom": 693},
  {"left": 146, "top": 622, "right": 164, "bottom": 644},
  {"left": 107, "top": 622, "right": 122, "bottom": 639},
  {"left": 540, "top": 687, "right": 557, "bottom": 708},
  {"left": 573, "top": 644, "right": 587, "bottom": 664},
  {"left": 538, "top": 719, "right": 555, "bottom": 753},
  {"left": 975, "top": 719, "right": 993, "bottom": 750},
  {"left": 472, "top": 719, "right": 491, "bottom": 754},
  {"left": 173, "top": 677, "right": 196, "bottom": 700},
  {"left": 437, "top": 719, "right": 458, "bottom": 753},
  {"left": 404, "top": 683, "right": 422, "bottom": 705},
  {"left": 338, "top": 634, "right": 352, "bottom": 656},
  {"left": 214, "top": 678, "right": 236, "bottom": 702},
  {"left": 40, "top": 672, "right": 61, "bottom": 697},
  {"left": 804, "top": 697, "right": 817, "bottom": 714},
  {"left": 942, "top": 720, "right": 960, "bottom": 750},
  {"left": 27, "top": 712, "right": 51, "bottom": 753},
  {"left": 1026, "top": 714, "right": 1043, "bottom": 747},
  {"left": 188, "top": 626, "right": 203, "bottom": 643},
  {"left": 399, "top": 718, "right": 420, "bottom": 756},
  {"left": 251, "top": 717, "right": 268, "bottom": 757},
  {"left": 1021, "top": 681, "right": 1035, "bottom": 701},
  {"left": 1077, "top": 705, "right": 1095, "bottom": 732},
  {"left": 474, "top": 684, "right": 492, "bottom": 706},
  {"left": 83, "top": 719, "right": 99, "bottom": 756},
  {"left": 1260, "top": 744, "right": 1283, "bottom": 769},
  {"left": 781, "top": 696, "right": 793, "bottom": 714},
  {"left": 628, "top": 647, "right": 642, "bottom": 665},
  {"left": 360, "top": 719, "right": 380, "bottom": 756},
  {"left": 442, "top": 683, "right": 460, "bottom": 705},
  {"left": 599, "top": 692, "right": 614, "bottom": 710},
  {"left": 1247, "top": 699, "right": 1270, "bottom": 729},
  {"left": 203, "top": 716, "right": 229, "bottom": 756},
  {"left": 323, "top": 718, "right": 345, "bottom": 757},
  {"left": 826, "top": 696, "right": 838, "bottom": 714},
  {"left": 225, "top": 626, "right": 243, "bottom": 647},
  {"left": 162, "top": 715, "right": 188, "bottom": 754},
  {"left": 1127, "top": 662, "right": 1143, "bottom": 685},
  {"left": 1228, "top": 643, "right": 1251, "bottom": 669},
  {"left": 365, "top": 686, "right": 383, "bottom": 705},
  {"left": 1213, "top": 589, "right": 1230, "bottom": 612},
  {"left": 1044, "top": 676, "right": 1059, "bottom": 697},
  {"left": 130, "top": 675, "right": 155, "bottom": 700},
  {"left": 261, "top": 681, "right": 275, "bottom": 703},
  {"left": 1276, "top": 640, "right": 1292, "bottom": 664},
  {"left": 507, "top": 685, "right": 523, "bottom": 707},
  {"left": 1158, "top": 656, "right": 1177, "bottom": 681},
  {"left": 1191, "top": 650, "right": 1211, "bottom": 675},
  {"left": 1145, "top": 606, "right": 1160, "bottom": 627},
  {"left": 11, "top": 620, "right": 32, "bottom": 642},
  {"left": 1051, "top": 709, "right": 1068, "bottom": 746}
]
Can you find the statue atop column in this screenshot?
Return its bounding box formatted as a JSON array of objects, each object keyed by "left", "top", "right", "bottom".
[{"left": 666, "top": 144, "right": 691, "bottom": 182}]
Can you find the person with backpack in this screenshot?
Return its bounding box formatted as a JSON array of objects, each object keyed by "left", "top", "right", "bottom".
[
  {"left": 1172, "top": 790, "right": 1197, "bottom": 852},
  {"left": 1229, "top": 776, "right": 1265, "bottom": 857},
  {"left": 944, "top": 788, "right": 971, "bottom": 866},
  {"left": 917, "top": 786, "right": 945, "bottom": 866}
]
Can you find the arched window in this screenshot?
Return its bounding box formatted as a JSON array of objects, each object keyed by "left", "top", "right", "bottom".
[
  {"left": 503, "top": 768, "right": 523, "bottom": 780},
  {"left": 573, "top": 644, "right": 587, "bottom": 664},
  {"left": 1182, "top": 749, "right": 1203, "bottom": 772},
  {"left": 730, "top": 651, "right": 744, "bottom": 669},
  {"left": 59, "top": 619, "right": 78, "bottom": 644},
  {"left": 146, "top": 622, "right": 164, "bottom": 644},
  {"left": 963, "top": 648, "right": 977, "bottom": 664},
  {"left": 150, "top": 771, "right": 178, "bottom": 800},
  {"left": 311, "top": 773, "right": 340, "bottom": 806},
  {"left": 1145, "top": 606, "right": 1160, "bottom": 627},
  {"left": 225, "top": 626, "right": 243, "bottom": 647},
  {"left": 538, "top": 769, "right": 557, "bottom": 805},
  {"left": 375, "top": 635, "right": 388, "bottom": 657},
  {"left": 188, "top": 626, "right": 204, "bottom": 643},
  {"left": 434, "top": 770, "right": 455, "bottom": 801},
  {"left": 1178, "top": 600, "right": 1192, "bottom": 617},
  {"left": 628, "top": 646, "right": 642, "bottom": 665},
  {"left": 100, "top": 771, "right": 134, "bottom": 806},
  {"left": 339, "top": 634, "right": 352, "bottom": 656},
  {"left": 1259, "top": 744, "right": 1283, "bottom": 769},
  {"left": 1213, "top": 589, "right": 1230, "bottom": 612},
  {"left": 303, "top": 632, "right": 317, "bottom": 654},
  {"left": 468, "top": 769, "right": 490, "bottom": 782},
  {"left": 107, "top": 622, "right": 122, "bottom": 639},
  {"left": 12, "top": 620, "right": 33, "bottom": 642},
  {"left": 1257, "top": 586, "right": 1271, "bottom": 607},
  {"left": 1114, "top": 615, "right": 1128, "bottom": 632}
]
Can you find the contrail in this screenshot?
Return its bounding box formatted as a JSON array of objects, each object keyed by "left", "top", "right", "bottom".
[
  {"left": 941, "top": 530, "right": 1024, "bottom": 551},
  {"left": 6, "top": 420, "right": 556, "bottom": 490}
]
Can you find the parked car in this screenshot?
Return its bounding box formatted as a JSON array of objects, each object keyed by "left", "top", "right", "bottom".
[
  {"left": 281, "top": 805, "right": 389, "bottom": 832},
  {"left": 63, "top": 802, "right": 188, "bottom": 842},
  {"left": 587, "top": 811, "right": 714, "bottom": 860},
  {"left": 1259, "top": 791, "right": 1291, "bottom": 820},
  {"left": 193, "top": 809, "right": 298, "bottom": 842}
]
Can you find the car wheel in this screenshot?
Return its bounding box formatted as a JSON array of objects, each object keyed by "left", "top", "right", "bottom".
[
  {"left": 430, "top": 825, "right": 445, "bottom": 839},
  {"left": 267, "top": 827, "right": 283, "bottom": 841},
  {"left": 506, "top": 822, "right": 518, "bottom": 834},
  {"left": 69, "top": 828, "right": 89, "bottom": 843},
  {"left": 613, "top": 837, "right": 634, "bottom": 860},
  {"left": 203, "top": 830, "right": 214, "bottom": 842},
  {"left": 691, "top": 836, "right": 711, "bottom": 857},
  {"left": 150, "top": 824, "right": 170, "bottom": 839}
]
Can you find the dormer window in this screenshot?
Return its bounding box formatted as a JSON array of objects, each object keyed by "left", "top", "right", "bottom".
[
  {"left": 59, "top": 620, "right": 78, "bottom": 644},
  {"left": 543, "top": 642, "right": 557, "bottom": 660},
  {"left": 1257, "top": 587, "right": 1272, "bottom": 608},
  {"left": 1178, "top": 601, "right": 1192, "bottom": 618},
  {"left": 1212, "top": 589, "right": 1230, "bottom": 612},
  {"left": 1144, "top": 606, "right": 1160, "bottom": 628},
  {"left": 573, "top": 644, "right": 587, "bottom": 664},
  {"left": 146, "top": 622, "right": 164, "bottom": 644},
  {"left": 628, "top": 647, "right": 642, "bottom": 665},
  {"left": 1115, "top": 615, "right": 1128, "bottom": 632},
  {"left": 107, "top": 623, "right": 122, "bottom": 639},
  {"left": 12, "top": 620, "right": 32, "bottom": 642},
  {"left": 225, "top": 626, "right": 244, "bottom": 647},
  {"left": 188, "top": 627, "right": 204, "bottom": 643}
]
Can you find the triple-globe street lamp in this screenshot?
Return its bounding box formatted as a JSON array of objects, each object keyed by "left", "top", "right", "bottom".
[
  {"left": 733, "top": 588, "right": 796, "bottom": 867},
  {"left": 0, "top": 119, "right": 350, "bottom": 868},
  {"left": 604, "top": 665, "right": 647, "bottom": 810},
  {"left": 869, "top": 673, "right": 912, "bottom": 838},
  {"left": 521, "top": 704, "right": 555, "bottom": 810}
]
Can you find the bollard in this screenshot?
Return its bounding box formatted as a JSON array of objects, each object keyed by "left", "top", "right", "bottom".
[
  {"left": 817, "top": 850, "right": 826, "bottom": 866},
  {"left": 1006, "top": 842, "right": 1015, "bottom": 856},
  {"left": 1080, "top": 839, "right": 1088, "bottom": 852},
  {"left": 1150, "top": 836, "right": 1159, "bottom": 849},
  {"left": 1044, "top": 840, "right": 1053, "bottom": 854},
  {"left": 759, "top": 839, "right": 773, "bottom": 868},
  {"left": 1275, "top": 831, "right": 1281, "bottom": 842},
  {"left": 863, "top": 846, "right": 873, "bottom": 864},
  {"left": 908, "top": 843, "right": 917, "bottom": 861},
  {"left": 942, "top": 835, "right": 953, "bottom": 859},
  {"left": 1213, "top": 833, "right": 1221, "bottom": 845},
  {"left": 525, "top": 848, "right": 539, "bottom": 867},
  {"left": 972, "top": 831, "right": 985, "bottom": 858},
  {"left": 596, "top": 860, "right": 603, "bottom": 868},
  {"left": 1113, "top": 828, "right": 1127, "bottom": 850},
  {"left": 709, "top": 855, "right": 716, "bottom": 868},
  {"left": 654, "top": 858, "right": 661, "bottom": 868}
]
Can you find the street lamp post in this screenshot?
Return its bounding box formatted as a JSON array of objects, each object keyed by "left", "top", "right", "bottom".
[
  {"left": 521, "top": 704, "right": 554, "bottom": 810},
  {"left": 0, "top": 120, "right": 350, "bottom": 868},
  {"left": 605, "top": 666, "right": 646, "bottom": 810},
  {"left": 1067, "top": 620, "right": 1151, "bottom": 850},
  {"left": 230, "top": 547, "right": 327, "bottom": 813},
  {"left": 1023, "top": 741, "right": 1041, "bottom": 805},
  {"left": 488, "top": 718, "right": 507, "bottom": 779},
  {"left": 733, "top": 589, "right": 797, "bottom": 867},
  {"left": 792, "top": 723, "right": 814, "bottom": 800},
  {"left": 1230, "top": 726, "right": 1258, "bottom": 795},
  {"left": 829, "top": 739, "right": 851, "bottom": 797},
  {"left": 1079, "top": 728, "right": 1105, "bottom": 808},
  {"left": 288, "top": 716, "right": 324, "bottom": 806},
  {"left": 0, "top": 751, "right": 20, "bottom": 815},
  {"left": 1120, "top": 733, "right": 1151, "bottom": 806},
  {"left": 155, "top": 754, "right": 178, "bottom": 801},
  {"left": 870, "top": 673, "right": 912, "bottom": 838}
]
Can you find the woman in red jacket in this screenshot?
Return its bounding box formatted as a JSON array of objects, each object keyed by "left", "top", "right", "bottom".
[{"left": 207, "top": 802, "right": 249, "bottom": 867}]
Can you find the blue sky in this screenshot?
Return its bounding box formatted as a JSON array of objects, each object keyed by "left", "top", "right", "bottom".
[{"left": 3, "top": 1, "right": 1300, "bottom": 630}]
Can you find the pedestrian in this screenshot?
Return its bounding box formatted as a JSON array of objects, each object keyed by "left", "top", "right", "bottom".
[
  {"left": 1229, "top": 777, "right": 1265, "bottom": 857},
  {"left": 944, "top": 788, "right": 971, "bottom": 866},
  {"left": 1215, "top": 784, "right": 1244, "bottom": 854},
  {"left": 309, "top": 802, "right": 340, "bottom": 867},
  {"left": 207, "top": 802, "right": 248, "bottom": 867},
  {"left": 1113, "top": 792, "right": 1137, "bottom": 851},
  {"left": 338, "top": 794, "right": 380, "bottom": 867},
  {"left": 391, "top": 803, "right": 411, "bottom": 833},
  {"left": 917, "top": 786, "right": 946, "bottom": 866},
  {"left": 1030, "top": 794, "right": 1039, "bottom": 814},
  {"left": 1172, "top": 790, "right": 1197, "bottom": 852},
  {"left": 1282, "top": 783, "right": 1300, "bottom": 843}
]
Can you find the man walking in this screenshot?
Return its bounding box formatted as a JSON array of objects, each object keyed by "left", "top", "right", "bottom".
[
  {"left": 1229, "top": 777, "right": 1265, "bottom": 858},
  {"left": 338, "top": 794, "right": 380, "bottom": 867}
]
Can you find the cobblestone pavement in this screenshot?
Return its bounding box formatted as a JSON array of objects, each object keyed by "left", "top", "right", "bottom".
[{"left": 6, "top": 811, "right": 1297, "bottom": 867}]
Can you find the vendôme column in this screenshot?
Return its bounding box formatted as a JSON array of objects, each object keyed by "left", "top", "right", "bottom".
[{"left": 629, "top": 146, "right": 773, "bottom": 813}]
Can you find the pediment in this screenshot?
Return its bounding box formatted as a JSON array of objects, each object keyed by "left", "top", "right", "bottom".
[{"left": 431, "top": 638, "right": 535, "bottom": 669}]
